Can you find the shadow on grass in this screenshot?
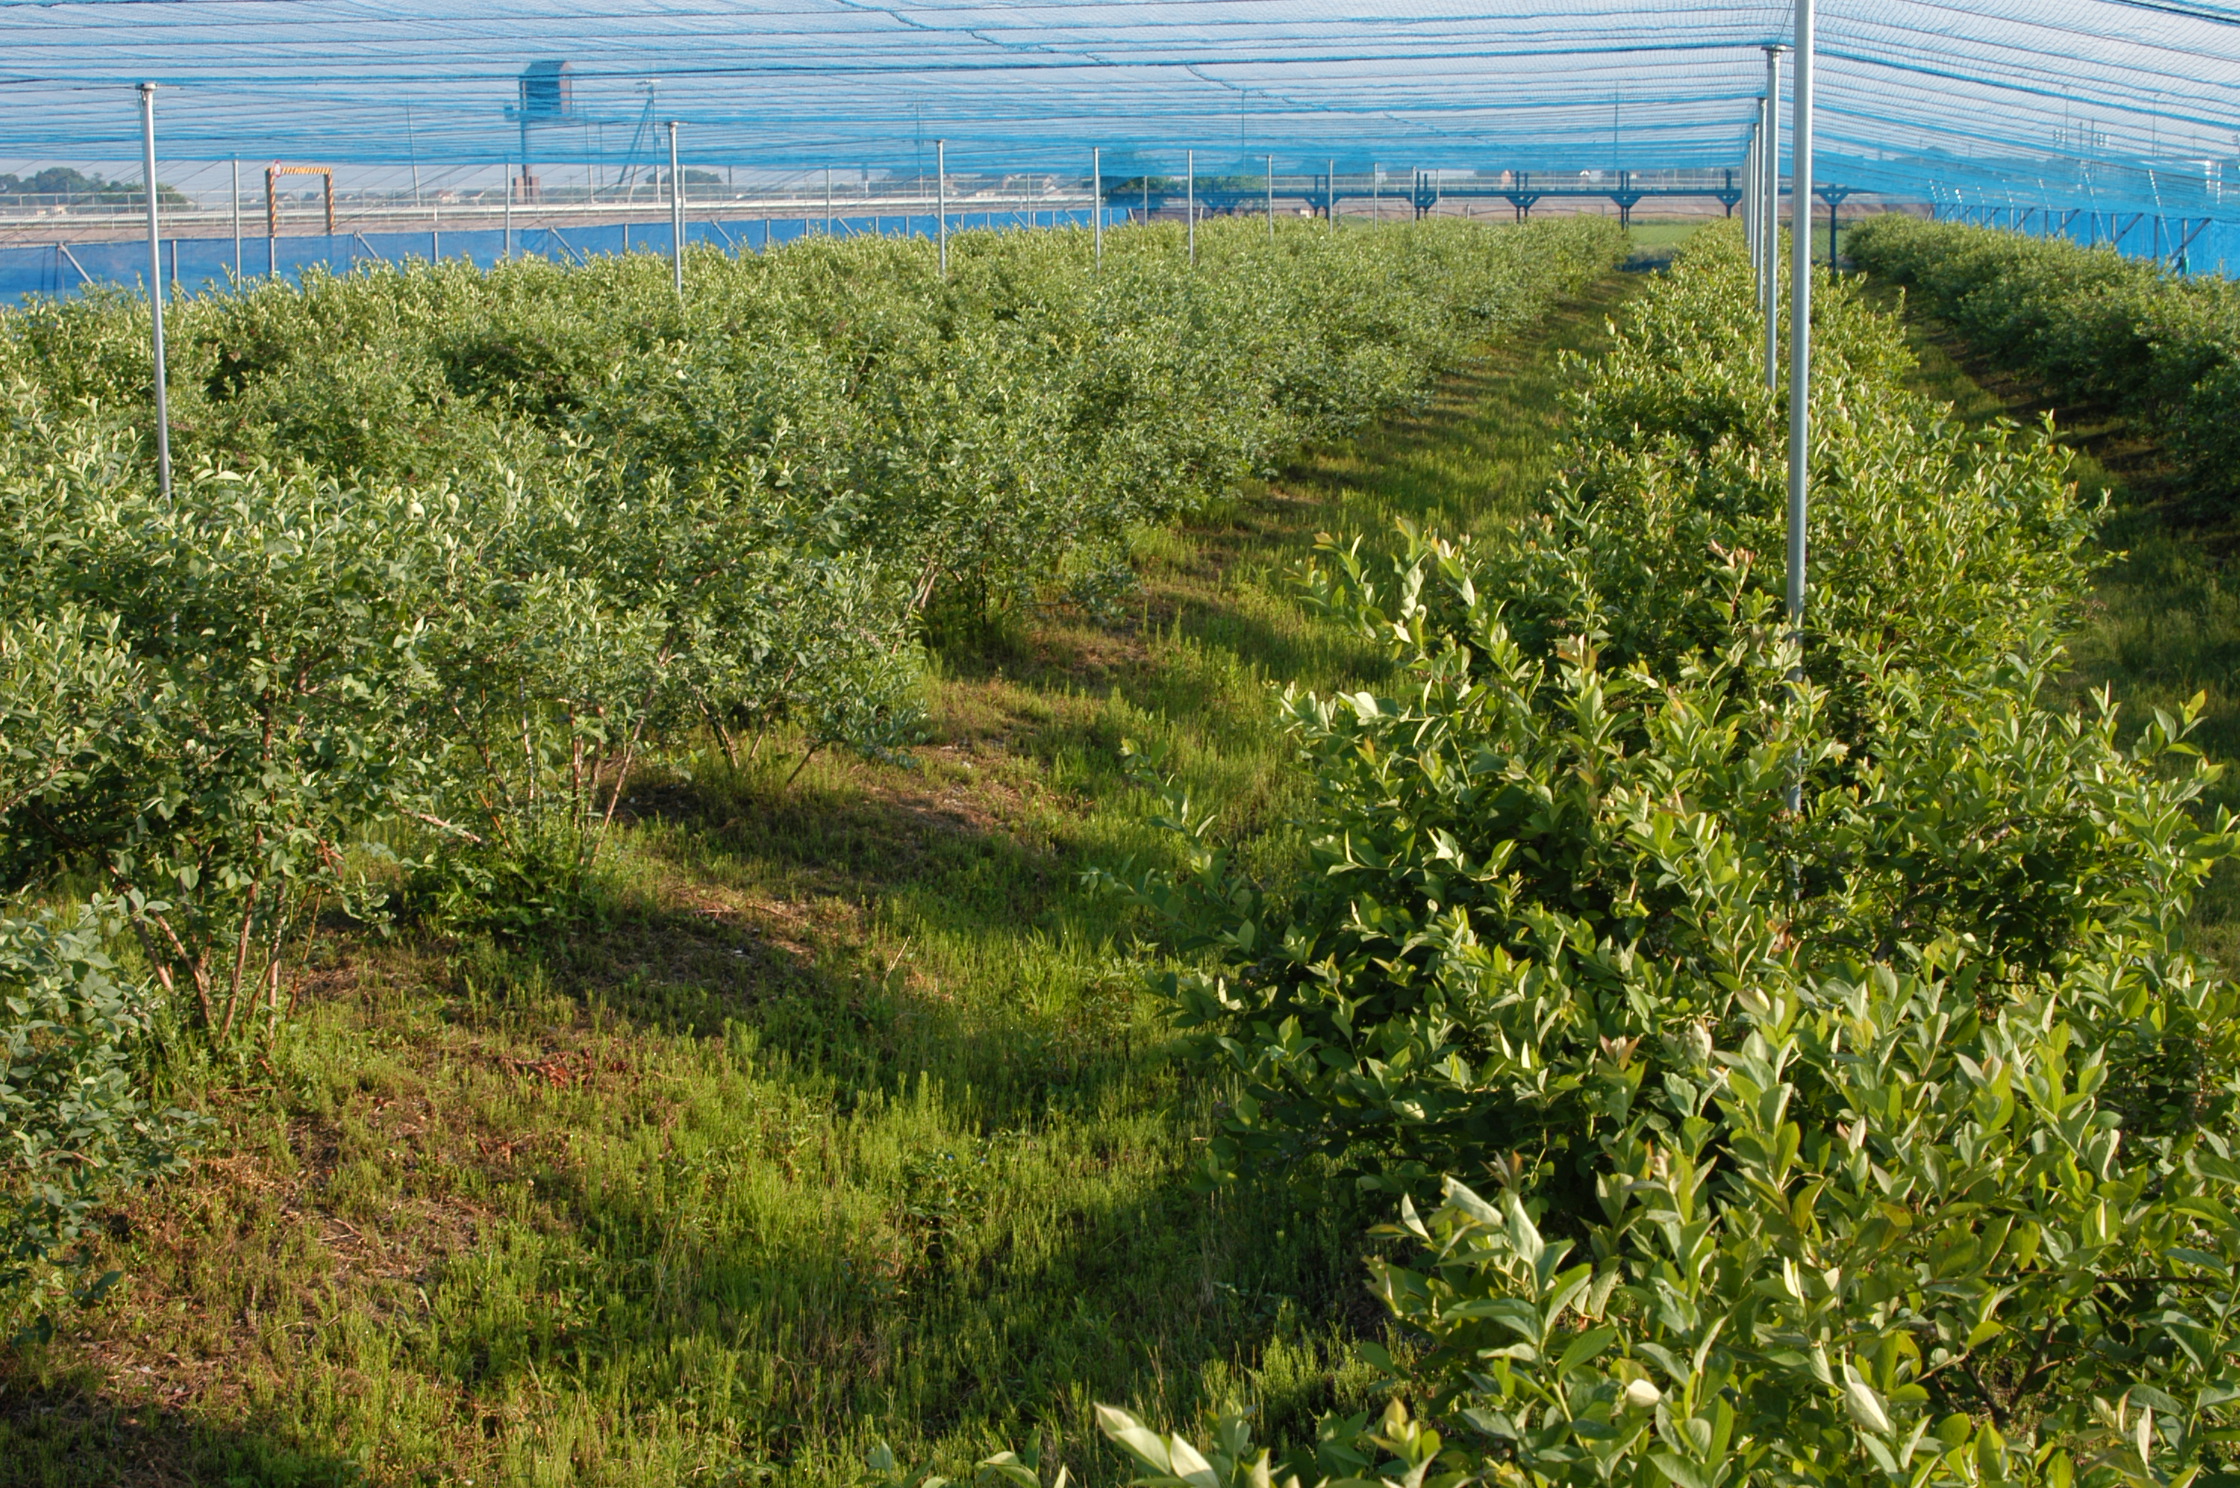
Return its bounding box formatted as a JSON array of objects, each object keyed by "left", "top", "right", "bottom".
[
  {"left": 428, "top": 1130, "right": 1391, "bottom": 1477},
  {"left": 0, "top": 1370, "right": 360, "bottom": 1488}
]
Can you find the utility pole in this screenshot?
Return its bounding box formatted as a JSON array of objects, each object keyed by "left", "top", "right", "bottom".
[{"left": 139, "top": 84, "right": 172, "bottom": 499}]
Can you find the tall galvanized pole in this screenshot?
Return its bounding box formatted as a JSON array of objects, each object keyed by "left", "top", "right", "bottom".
[
  {"left": 503, "top": 165, "right": 513, "bottom": 259},
  {"left": 1756, "top": 130, "right": 1766, "bottom": 254},
  {"left": 1786, "top": 1, "right": 1813, "bottom": 811},
  {"left": 1092, "top": 147, "right": 1103, "bottom": 269},
  {"left": 936, "top": 138, "right": 948, "bottom": 278},
  {"left": 1372, "top": 162, "right": 1380, "bottom": 221},
  {"left": 1763, "top": 46, "right": 1785, "bottom": 392},
  {"left": 1186, "top": 149, "right": 1196, "bottom": 265},
  {"left": 1758, "top": 129, "right": 1771, "bottom": 259},
  {"left": 1740, "top": 132, "right": 1751, "bottom": 257},
  {"left": 1753, "top": 85, "right": 1765, "bottom": 298},
  {"left": 231, "top": 157, "right": 242, "bottom": 281},
  {"left": 1266, "top": 155, "right": 1274, "bottom": 239},
  {"left": 1327, "top": 158, "right": 1336, "bottom": 228},
  {"left": 826, "top": 165, "right": 835, "bottom": 235},
  {"left": 139, "top": 84, "right": 171, "bottom": 499},
  {"left": 1759, "top": 84, "right": 1775, "bottom": 290},
  {"left": 1743, "top": 126, "right": 1757, "bottom": 263},
  {"left": 668, "top": 122, "right": 685, "bottom": 296}
]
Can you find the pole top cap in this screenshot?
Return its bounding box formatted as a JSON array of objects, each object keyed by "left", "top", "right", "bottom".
[{"left": 1766, "top": 43, "right": 1791, "bottom": 55}]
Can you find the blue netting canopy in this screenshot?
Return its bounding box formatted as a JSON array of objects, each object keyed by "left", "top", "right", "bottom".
[{"left": 8, "top": 2, "right": 2240, "bottom": 215}]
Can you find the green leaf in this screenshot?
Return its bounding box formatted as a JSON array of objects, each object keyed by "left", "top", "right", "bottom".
[{"left": 1095, "top": 1406, "right": 1172, "bottom": 1476}]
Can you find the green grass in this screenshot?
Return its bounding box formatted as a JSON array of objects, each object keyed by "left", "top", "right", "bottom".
[
  {"left": 1624, "top": 220, "right": 1711, "bottom": 252},
  {"left": 1878, "top": 284, "right": 2240, "bottom": 966},
  {"left": 0, "top": 276, "right": 1642, "bottom": 1488}
]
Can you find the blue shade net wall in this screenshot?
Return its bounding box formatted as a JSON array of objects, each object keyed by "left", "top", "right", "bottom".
[{"left": 6, "top": 0, "right": 2240, "bottom": 296}]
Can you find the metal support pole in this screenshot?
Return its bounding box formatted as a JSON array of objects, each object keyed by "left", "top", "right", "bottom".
[
  {"left": 1747, "top": 127, "right": 1765, "bottom": 264},
  {"left": 1753, "top": 129, "right": 1765, "bottom": 265},
  {"left": 1186, "top": 149, "right": 1195, "bottom": 265},
  {"left": 1266, "top": 155, "right": 1275, "bottom": 239},
  {"left": 1752, "top": 99, "right": 1764, "bottom": 284},
  {"left": 1729, "top": 132, "right": 1747, "bottom": 258},
  {"left": 668, "top": 122, "right": 685, "bottom": 296},
  {"left": 1761, "top": 91, "right": 1776, "bottom": 294},
  {"left": 504, "top": 166, "right": 513, "bottom": 259},
  {"left": 1742, "top": 129, "right": 1754, "bottom": 261},
  {"left": 1372, "top": 162, "right": 1380, "bottom": 221},
  {"left": 936, "top": 139, "right": 948, "bottom": 278},
  {"left": 1093, "top": 147, "right": 1103, "bottom": 269},
  {"left": 826, "top": 165, "right": 835, "bottom": 235},
  {"left": 1786, "top": 0, "right": 1813, "bottom": 812},
  {"left": 1762, "top": 47, "right": 1785, "bottom": 392},
  {"left": 231, "top": 157, "right": 242, "bottom": 282},
  {"left": 1328, "top": 158, "right": 1336, "bottom": 227},
  {"left": 139, "top": 84, "right": 172, "bottom": 500},
  {"left": 1753, "top": 99, "right": 1765, "bottom": 288},
  {"left": 1755, "top": 137, "right": 1765, "bottom": 255}
]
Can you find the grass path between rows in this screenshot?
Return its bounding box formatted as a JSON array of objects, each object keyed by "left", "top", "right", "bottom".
[{"left": 0, "top": 272, "right": 1645, "bottom": 1488}]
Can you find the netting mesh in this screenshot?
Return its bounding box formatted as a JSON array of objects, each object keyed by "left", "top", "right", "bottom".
[{"left": 8, "top": 2, "right": 2240, "bottom": 263}]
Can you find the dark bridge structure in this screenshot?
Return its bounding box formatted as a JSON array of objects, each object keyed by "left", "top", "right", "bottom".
[
  {"left": 1418, "top": 169, "right": 1751, "bottom": 227},
  {"left": 1125, "top": 168, "right": 1865, "bottom": 234}
]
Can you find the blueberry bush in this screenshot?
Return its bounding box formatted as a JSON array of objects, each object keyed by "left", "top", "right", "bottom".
[{"left": 1107, "top": 226, "right": 2240, "bottom": 1485}]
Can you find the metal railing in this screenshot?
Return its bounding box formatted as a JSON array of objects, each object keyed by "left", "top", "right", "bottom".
[{"left": 0, "top": 167, "right": 1786, "bottom": 236}]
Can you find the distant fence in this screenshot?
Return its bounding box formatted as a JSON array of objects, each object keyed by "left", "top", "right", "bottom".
[
  {"left": 3, "top": 208, "right": 1127, "bottom": 301},
  {"left": 1921, "top": 202, "right": 2240, "bottom": 276}
]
